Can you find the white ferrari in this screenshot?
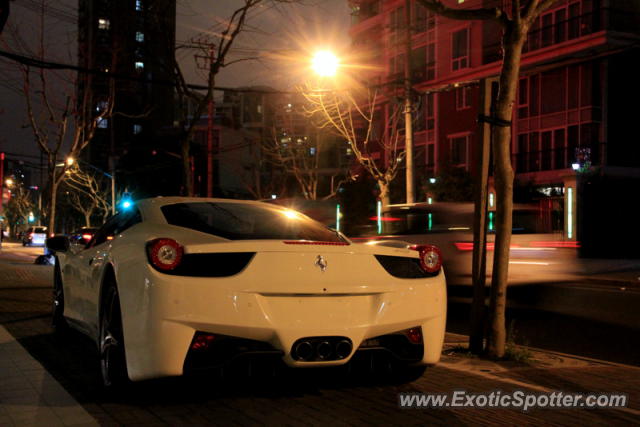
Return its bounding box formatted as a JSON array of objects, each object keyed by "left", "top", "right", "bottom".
[{"left": 46, "top": 197, "right": 447, "bottom": 387}]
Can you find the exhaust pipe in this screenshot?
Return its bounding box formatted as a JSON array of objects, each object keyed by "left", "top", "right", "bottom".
[
  {"left": 316, "top": 341, "right": 333, "bottom": 360},
  {"left": 335, "top": 340, "right": 352, "bottom": 359},
  {"left": 292, "top": 337, "right": 353, "bottom": 361},
  {"left": 294, "top": 341, "right": 314, "bottom": 361}
]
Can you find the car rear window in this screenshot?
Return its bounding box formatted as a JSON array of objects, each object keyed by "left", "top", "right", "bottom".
[
  {"left": 161, "top": 202, "right": 345, "bottom": 242},
  {"left": 34, "top": 227, "right": 47, "bottom": 233}
]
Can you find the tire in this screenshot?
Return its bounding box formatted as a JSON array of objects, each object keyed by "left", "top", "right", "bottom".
[
  {"left": 52, "top": 262, "right": 69, "bottom": 333},
  {"left": 99, "top": 282, "right": 129, "bottom": 388}
]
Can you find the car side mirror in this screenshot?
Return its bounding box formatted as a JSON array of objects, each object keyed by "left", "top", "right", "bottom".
[{"left": 46, "top": 236, "right": 70, "bottom": 254}]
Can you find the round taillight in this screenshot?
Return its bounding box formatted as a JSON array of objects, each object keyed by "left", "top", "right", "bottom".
[
  {"left": 147, "top": 238, "right": 183, "bottom": 271},
  {"left": 410, "top": 244, "right": 442, "bottom": 274}
]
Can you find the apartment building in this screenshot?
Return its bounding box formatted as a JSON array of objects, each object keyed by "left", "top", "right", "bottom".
[
  {"left": 78, "top": 0, "right": 178, "bottom": 196},
  {"left": 349, "top": 0, "right": 640, "bottom": 255}
]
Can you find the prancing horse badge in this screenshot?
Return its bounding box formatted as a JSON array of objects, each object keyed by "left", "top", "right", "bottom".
[{"left": 315, "top": 255, "right": 328, "bottom": 272}]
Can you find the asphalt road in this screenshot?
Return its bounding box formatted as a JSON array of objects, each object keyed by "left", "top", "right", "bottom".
[{"left": 446, "top": 279, "right": 640, "bottom": 366}]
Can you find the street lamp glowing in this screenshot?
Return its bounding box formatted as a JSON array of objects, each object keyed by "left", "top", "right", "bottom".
[
  {"left": 5, "top": 178, "right": 13, "bottom": 187},
  {"left": 312, "top": 50, "right": 339, "bottom": 77},
  {"left": 66, "top": 157, "right": 75, "bottom": 166}
]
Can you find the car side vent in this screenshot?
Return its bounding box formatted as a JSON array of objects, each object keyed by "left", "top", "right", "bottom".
[
  {"left": 165, "top": 252, "right": 256, "bottom": 277},
  {"left": 374, "top": 255, "right": 437, "bottom": 279}
]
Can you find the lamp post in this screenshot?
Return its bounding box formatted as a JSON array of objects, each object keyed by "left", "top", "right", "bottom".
[{"left": 66, "top": 157, "right": 116, "bottom": 215}]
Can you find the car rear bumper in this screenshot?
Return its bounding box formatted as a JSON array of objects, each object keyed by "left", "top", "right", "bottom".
[{"left": 120, "top": 263, "right": 447, "bottom": 381}]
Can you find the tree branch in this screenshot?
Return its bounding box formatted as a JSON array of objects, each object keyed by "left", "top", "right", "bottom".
[{"left": 416, "top": 0, "right": 509, "bottom": 27}]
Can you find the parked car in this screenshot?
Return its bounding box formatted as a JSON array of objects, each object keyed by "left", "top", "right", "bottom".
[
  {"left": 349, "top": 202, "right": 576, "bottom": 286},
  {"left": 69, "top": 227, "right": 99, "bottom": 246},
  {"left": 22, "top": 226, "right": 48, "bottom": 246},
  {"left": 46, "top": 197, "right": 447, "bottom": 387}
]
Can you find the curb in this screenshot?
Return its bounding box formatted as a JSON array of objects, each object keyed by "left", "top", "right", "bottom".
[{"left": 444, "top": 332, "right": 640, "bottom": 370}]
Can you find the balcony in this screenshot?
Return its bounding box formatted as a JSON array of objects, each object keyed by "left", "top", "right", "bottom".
[
  {"left": 514, "top": 143, "right": 605, "bottom": 174},
  {"left": 483, "top": 8, "right": 640, "bottom": 65}
]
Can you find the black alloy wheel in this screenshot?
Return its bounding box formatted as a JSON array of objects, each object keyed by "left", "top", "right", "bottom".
[
  {"left": 99, "top": 283, "right": 129, "bottom": 388},
  {"left": 52, "top": 261, "right": 68, "bottom": 332}
]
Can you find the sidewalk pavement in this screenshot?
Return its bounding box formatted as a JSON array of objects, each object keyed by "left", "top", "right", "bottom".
[{"left": 0, "top": 326, "right": 98, "bottom": 426}]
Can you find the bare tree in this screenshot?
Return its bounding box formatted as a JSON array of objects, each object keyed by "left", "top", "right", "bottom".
[
  {"left": 302, "top": 85, "right": 405, "bottom": 207},
  {"left": 174, "top": 0, "right": 296, "bottom": 196},
  {"left": 416, "top": 0, "right": 559, "bottom": 357},
  {"left": 63, "top": 166, "right": 112, "bottom": 226},
  {"left": 21, "top": 67, "right": 113, "bottom": 235},
  {"left": 231, "top": 137, "right": 289, "bottom": 200},
  {"left": 14, "top": 1, "right": 114, "bottom": 235},
  {"left": 265, "top": 127, "right": 348, "bottom": 201}
]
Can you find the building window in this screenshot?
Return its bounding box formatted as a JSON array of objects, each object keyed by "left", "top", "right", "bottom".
[
  {"left": 541, "top": 68, "right": 566, "bottom": 114},
  {"left": 517, "top": 133, "right": 529, "bottom": 172},
  {"left": 451, "top": 28, "right": 469, "bottom": 71},
  {"left": 136, "top": 0, "right": 143, "bottom": 11},
  {"left": 136, "top": 31, "right": 144, "bottom": 42},
  {"left": 426, "top": 44, "right": 435, "bottom": 80},
  {"left": 135, "top": 61, "right": 144, "bottom": 71},
  {"left": 525, "top": 1, "right": 592, "bottom": 53},
  {"left": 389, "top": 6, "right": 404, "bottom": 46},
  {"left": 568, "top": 2, "right": 580, "bottom": 39},
  {"left": 448, "top": 134, "right": 470, "bottom": 168},
  {"left": 518, "top": 78, "right": 529, "bottom": 118},
  {"left": 413, "top": 3, "right": 426, "bottom": 29},
  {"left": 416, "top": 92, "right": 435, "bottom": 132},
  {"left": 414, "top": 92, "right": 434, "bottom": 132},
  {"left": 133, "top": 124, "right": 142, "bottom": 134},
  {"left": 97, "top": 118, "right": 108, "bottom": 129},
  {"left": 427, "top": 143, "right": 435, "bottom": 167},
  {"left": 455, "top": 86, "right": 472, "bottom": 110},
  {"left": 389, "top": 54, "right": 405, "bottom": 80},
  {"left": 98, "top": 18, "right": 110, "bottom": 30},
  {"left": 413, "top": 3, "right": 435, "bottom": 32}
]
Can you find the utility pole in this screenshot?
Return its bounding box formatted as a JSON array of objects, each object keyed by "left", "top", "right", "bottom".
[
  {"left": 403, "top": 0, "right": 415, "bottom": 204},
  {"left": 206, "top": 45, "right": 215, "bottom": 198},
  {"left": 193, "top": 38, "right": 216, "bottom": 198},
  {"left": 470, "top": 78, "right": 497, "bottom": 353}
]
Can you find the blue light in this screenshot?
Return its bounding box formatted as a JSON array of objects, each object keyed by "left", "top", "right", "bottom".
[{"left": 120, "top": 193, "right": 133, "bottom": 211}]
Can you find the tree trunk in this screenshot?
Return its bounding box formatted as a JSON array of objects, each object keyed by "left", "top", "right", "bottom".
[
  {"left": 486, "top": 27, "right": 524, "bottom": 358},
  {"left": 378, "top": 181, "right": 390, "bottom": 208}
]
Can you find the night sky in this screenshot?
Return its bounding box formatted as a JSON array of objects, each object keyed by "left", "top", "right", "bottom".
[{"left": 0, "top": 0, "right": 350, "bottom": 175}]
